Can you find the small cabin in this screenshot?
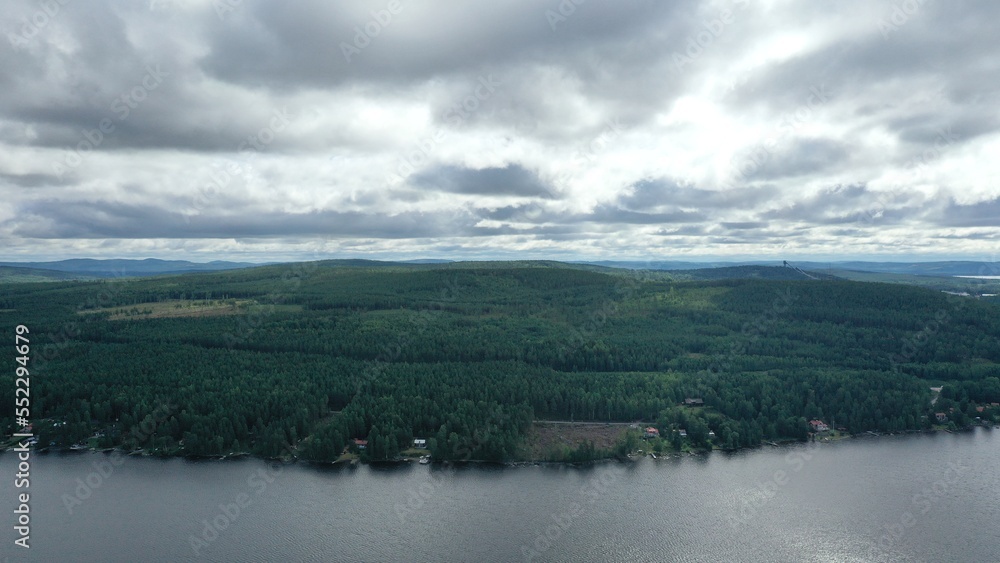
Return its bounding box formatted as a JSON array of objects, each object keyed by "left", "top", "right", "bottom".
[{"left": 809, "top": 420, "right": 829, "bottom": 432}]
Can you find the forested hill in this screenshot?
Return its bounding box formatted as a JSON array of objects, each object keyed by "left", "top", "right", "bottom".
[
  {"left": 0, "top": 265, "right": 97, "bottom": 283},
  {"left": 3, "top": 261, "right": 998, "bottom": 462},
  {"left": 669, "top": 265, "right": 839, "bottom": 281}
]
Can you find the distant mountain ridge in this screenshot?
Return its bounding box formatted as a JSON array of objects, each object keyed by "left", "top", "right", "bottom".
[
  {"left": 4, "top": 257, "right": 998, "bottom": 283},
  {"left": 582, "top": 260, "right": 1000, "bottom": 277},
  {"left": 672, "top": 265, "right": 839, "bottom": 281},
  {"left": 0, "top": 258, "right": 261, "bottom": 278}
]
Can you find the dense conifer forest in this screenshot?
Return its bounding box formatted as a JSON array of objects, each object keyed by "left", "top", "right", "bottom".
[{"left": 3, "top": 261, "right": 999, "bottom": 462}]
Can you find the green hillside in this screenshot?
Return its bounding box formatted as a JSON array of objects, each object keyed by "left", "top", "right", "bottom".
[
  {"left": 669, "top": 265, "right": 839, "bottom": 281},
  {"left": 3, "top": 261, "right": 998, "bottom": 462}
]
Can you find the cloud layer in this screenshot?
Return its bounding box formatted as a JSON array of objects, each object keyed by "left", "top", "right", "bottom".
[{"left": 1, "top": 0, "right": 998, "bottom": 261}]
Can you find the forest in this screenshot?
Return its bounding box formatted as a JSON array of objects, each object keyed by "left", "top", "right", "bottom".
[{"left": 2, "top": 260, "right": 999, "bottom": 462}]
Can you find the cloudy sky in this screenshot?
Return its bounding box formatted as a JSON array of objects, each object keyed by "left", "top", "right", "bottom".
[{"left": 2, "top": 0, "right": 999, "bottom": 262}]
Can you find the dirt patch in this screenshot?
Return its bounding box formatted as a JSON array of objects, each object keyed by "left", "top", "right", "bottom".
[
  {"left": 78, "top": 299, "right": 255, "bottom": 320},
  {"left": 524, "top": 422, "right": 632, "bottom": 460}
]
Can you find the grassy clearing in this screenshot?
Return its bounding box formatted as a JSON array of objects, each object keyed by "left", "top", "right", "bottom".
[{"left": 77, "top": 299, "right": 301, "bottom": 320}]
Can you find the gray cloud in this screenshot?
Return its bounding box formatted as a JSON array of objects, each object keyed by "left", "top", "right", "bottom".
[
  {"left": 742, "top": 138, "right": 850, "bottom": 181},
  {"left": 760, "top": 183, "right": 937, "bottom": 226},
  {"left": 1, "top": 0, "right": 998, "bottom": 261},
  {"left": 618, "top": 179, "right": 781, "bottom": 212},
  {"left": 937, "top": 198, "right": 1000, "bottom": 228},
  {"left": 8, "top": 200, "right": 480, "bottom": 239},
  {"left": 0, "top": 172, "right": 73, "bottom": 188},
  {"left": 721, "top": 221, "right": 768, "bottom": 230},
  {"left": 409, "top": 164, "right": 554, "bottom": 198}
]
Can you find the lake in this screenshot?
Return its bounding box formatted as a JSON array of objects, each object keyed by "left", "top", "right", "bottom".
[{"left": 2, "top": 428, "right": 998, "bottom": 562}]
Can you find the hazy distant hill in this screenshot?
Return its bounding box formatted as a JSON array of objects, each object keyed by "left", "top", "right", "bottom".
[
  {"left": 0, "top": 265, "right": 97, "bottom": 283},
  {"left": 582, "top": 260, "right": 764, "bottom": 270},
  {"left": 587, "top": 260, "right": 1000, "bottom": 278},
  {"left": 0, "top": 258, "right": 261, "bottom": 278},
  {"left": 671, "top": 265, "right": 839, "bottom": 281},
  {"left": 790, "top": 261, "right": 1000, "bottom": 277}
]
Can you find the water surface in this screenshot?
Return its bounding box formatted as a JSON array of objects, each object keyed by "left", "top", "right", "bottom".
[{"left": 2, "top": 429, "right": 998, "bottom": 562}]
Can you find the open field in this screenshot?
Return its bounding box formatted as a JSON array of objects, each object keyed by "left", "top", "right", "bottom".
[
  {"left": 76, "top": 298, "right": 303, "bottom": 320},
  {"left": 525, "top": 422, "right": 633, "bottom": 460}
]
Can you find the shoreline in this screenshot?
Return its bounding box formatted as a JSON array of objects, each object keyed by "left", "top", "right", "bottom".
[{"left": 7, "top": 424, "right": 995, "bottom": 466}]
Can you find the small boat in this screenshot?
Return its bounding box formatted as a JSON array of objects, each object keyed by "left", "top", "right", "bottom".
[{"left": 419, "top": 456, "right": 430, "bottom": 464}]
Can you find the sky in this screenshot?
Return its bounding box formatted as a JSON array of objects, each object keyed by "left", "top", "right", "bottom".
[{"left": 1, "top": 0, "right": 999, "bottom": 263}]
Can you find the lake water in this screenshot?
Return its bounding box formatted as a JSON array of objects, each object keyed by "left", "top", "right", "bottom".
[{"left": 2, "top": 429, "right": 998, "bottom": 562}]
